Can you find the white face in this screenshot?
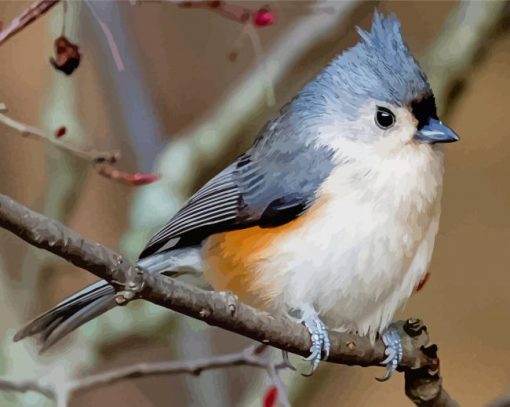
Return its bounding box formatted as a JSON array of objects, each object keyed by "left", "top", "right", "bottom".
[
  {"left": 367, "top": 101, "right": 420, "bottom": 154},
  {"left": 314, "top": 100, "right": 430, "bottom": 163}
]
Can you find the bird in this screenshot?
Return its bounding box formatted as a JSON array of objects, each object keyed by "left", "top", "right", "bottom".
[{"left": 14, "top": 11, "right": 459, "bottom": 378}]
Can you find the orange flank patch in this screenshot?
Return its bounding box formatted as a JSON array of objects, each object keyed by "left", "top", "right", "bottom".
[{"left": 202, "top": 201, "right": 324, "bottom": 310}]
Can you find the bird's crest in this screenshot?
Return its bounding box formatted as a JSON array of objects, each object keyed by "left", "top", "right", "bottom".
[
  {"left": 352, "top": 10, "right": 431, "bottom": 104},
  {"left": 297, "top": 10, "right": 432, "bottom": 113}
]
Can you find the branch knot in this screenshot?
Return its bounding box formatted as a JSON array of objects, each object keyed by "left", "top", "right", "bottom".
[{"left": 114, "top": 265, "right": 145, "bottom": 305}]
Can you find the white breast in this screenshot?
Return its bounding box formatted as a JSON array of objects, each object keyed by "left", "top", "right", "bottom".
[{"left": 256, "top": 144, "right": 444, "bottom": 339}]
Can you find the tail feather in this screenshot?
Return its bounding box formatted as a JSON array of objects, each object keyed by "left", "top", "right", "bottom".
[
  {"left": 14, "top": 247, "right": 204, "bottom": 351},
  {"left": 39, "top": 295, "right": 116, "bottom": 353},
  {"left": 14, "top": 281, "right": 115, "bottom": 350}
]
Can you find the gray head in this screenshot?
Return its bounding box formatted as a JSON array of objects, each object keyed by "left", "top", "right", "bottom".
[{"left": 287, "top": 10, "right": 458, "bottom": 155}]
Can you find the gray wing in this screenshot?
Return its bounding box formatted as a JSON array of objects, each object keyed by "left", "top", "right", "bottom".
[{"left": 139, "top": 117, "right": 335, "bottom": 259}]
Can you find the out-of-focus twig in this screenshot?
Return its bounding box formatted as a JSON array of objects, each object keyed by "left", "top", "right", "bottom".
[
  {"left": 0, "top": 344, "right": 290, "bottom": 406},
  {"left": 170, "top": 0, "right": 275, "bottom": 28},
  {"left": 0, "top": 193, "right": 457, "bottom": 407},
  {"left": 0, "top": 111, "right": 118, "bottom": 165},
  {"left": 0, "top": 0, "right": 275, "bottom": 73},
  {"left": 421, "top": 0, "right": 509, "bottom": 115},
  {"left": 0, "top": 0, "right": 61, "bottom": 46},
  {"left": 0, "top": 111, "right": 159, "bottom": 186},
  {"left": 85, "top": 0, "right": 125, "bottom": 72}
]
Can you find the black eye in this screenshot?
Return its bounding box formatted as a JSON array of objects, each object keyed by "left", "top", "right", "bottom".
[{"left": 375, "top": 106, "right": 395, "bottom": 129}]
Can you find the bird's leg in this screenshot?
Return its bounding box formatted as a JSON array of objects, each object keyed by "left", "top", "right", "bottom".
[
  {"left": 377, "top": 324, "right": 404, "bottom": 382},
  {"left": 289, "top": 305, "right": 330, "bottom": 375}
]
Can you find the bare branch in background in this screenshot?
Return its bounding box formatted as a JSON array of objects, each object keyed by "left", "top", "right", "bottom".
[
  {"left": 0, "top": 344, "right": 291, "bottom": 407},
  {"left": 0, "top": 110, "right": 159, "bottom": 186},
  {"left": 0, "top": 110, "right": 117, "bottom": 164},
  {"left": 172, "top": 0, "right": 275, "bottom": 28},
  {"left": 0, "top": 0, "right": 275, "bottom": 53},
  {"left": 0, "top": 0, "right": 60, "bottom": 46},
  {"left": 0, "top": 193, "right": 457, "bottom": 407},
  {"left": 85, "top": 0, "right": 125, "bottom": 72},
  {"left": 421, "top": 0, "right": 509, "bottom": 115}
]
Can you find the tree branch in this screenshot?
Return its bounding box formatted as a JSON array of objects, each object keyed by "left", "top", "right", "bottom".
[
  {"left": 0, "top": 193, "right": 458, "bottom": 406},
  {"left": 0, "top": 344, "right": 291, "bottom": 406}
]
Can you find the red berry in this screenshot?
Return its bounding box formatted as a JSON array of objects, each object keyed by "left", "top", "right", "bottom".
[
  {"left": 253, "top": 8, "right": 274, "bottom": 27},
  {"left": 263, "top": 386, "right": 278, "bottom": 407}
]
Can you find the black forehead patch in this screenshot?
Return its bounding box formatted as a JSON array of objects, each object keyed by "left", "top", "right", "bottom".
[{"left": 411, "top": 95, "right": 438, "bottom": 129}]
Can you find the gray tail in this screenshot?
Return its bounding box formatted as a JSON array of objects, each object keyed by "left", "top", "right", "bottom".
[
  {"left": 13, "top": 280, "right": 116, "bottom": 352},
  {"left": 14, "top": 247, "right": 203, "bottom": 352}
]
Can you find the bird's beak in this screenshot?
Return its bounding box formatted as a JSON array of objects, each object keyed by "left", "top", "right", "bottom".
[{"left": 414, "top": 118, "right": 460, "bottom": 144}]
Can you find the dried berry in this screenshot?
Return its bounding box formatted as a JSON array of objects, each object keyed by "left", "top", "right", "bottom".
[
  {"left": 50, "top": 36, "right": 81, "bottom": 75},
  {"left": 54, "top": 126, "right": 66, "bottom": 138}
]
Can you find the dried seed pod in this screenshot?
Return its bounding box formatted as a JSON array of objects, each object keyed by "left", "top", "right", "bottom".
[{"left": 50, "top": 35, "right": 81, "bottom": 75}]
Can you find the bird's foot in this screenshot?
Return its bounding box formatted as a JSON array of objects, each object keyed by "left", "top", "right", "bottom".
[
  {"left": 376, "top": 324, "right": 403, "bottom": 382},
  {"left": 301, "top": 314, "right": 330, "bottom": 376}
]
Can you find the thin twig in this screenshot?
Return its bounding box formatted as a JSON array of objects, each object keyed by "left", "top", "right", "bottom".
[
  {"left": 0, "top": 111, "right": 159, "bottom": 186},
  {"left": 84, "top": 0, "right": 125, "bottom": 72},
  {"left": 169, "top": 0, "right": 265, "bottom": 26},
  {"left": 0, "top": 193, "right": 457, "bottom": 406},
  {"left": 0, "top": 344, "right": 290, "bottom": 405},
  {"left": 0, "top": 0, "right": 61, "bottom": 46},
  {"left": 0, "top": 0, "right": 273, "bottom": 50},
  {"left": 70, "top": 344, "right": 277, "bottom": 393},
  {"left": 0, "top": 111, "right": 118, "bottom": 164},
  {"left": 267, "top": 363, "right": 291, "bottom": 407}
]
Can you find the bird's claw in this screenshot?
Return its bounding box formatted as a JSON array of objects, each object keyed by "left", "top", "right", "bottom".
[
  {"left": 281, "top": 350, "right": 297, "bottom": 371},
  {"left": 376, "top": 325, "right": 403, "bottom": 382},
  {"left": 301, "top": 315, "right": 330, "bottom": 376}
]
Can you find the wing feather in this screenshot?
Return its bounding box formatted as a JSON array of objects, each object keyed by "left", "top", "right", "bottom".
[
  {"left": 139, "top": 164, "right": 245, "bottom": 258},
  {"left": 139, "top": 122, "right": 336, "bottom": 260}
]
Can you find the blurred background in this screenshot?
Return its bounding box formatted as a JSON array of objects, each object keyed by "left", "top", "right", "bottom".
[{"left": 0, "top": 0, "right": 509, "bottom": 406}]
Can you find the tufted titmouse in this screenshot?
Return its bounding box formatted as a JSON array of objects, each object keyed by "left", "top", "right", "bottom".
[{"left": 15, "top": 11, "right": 458, "bottom": 378}]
